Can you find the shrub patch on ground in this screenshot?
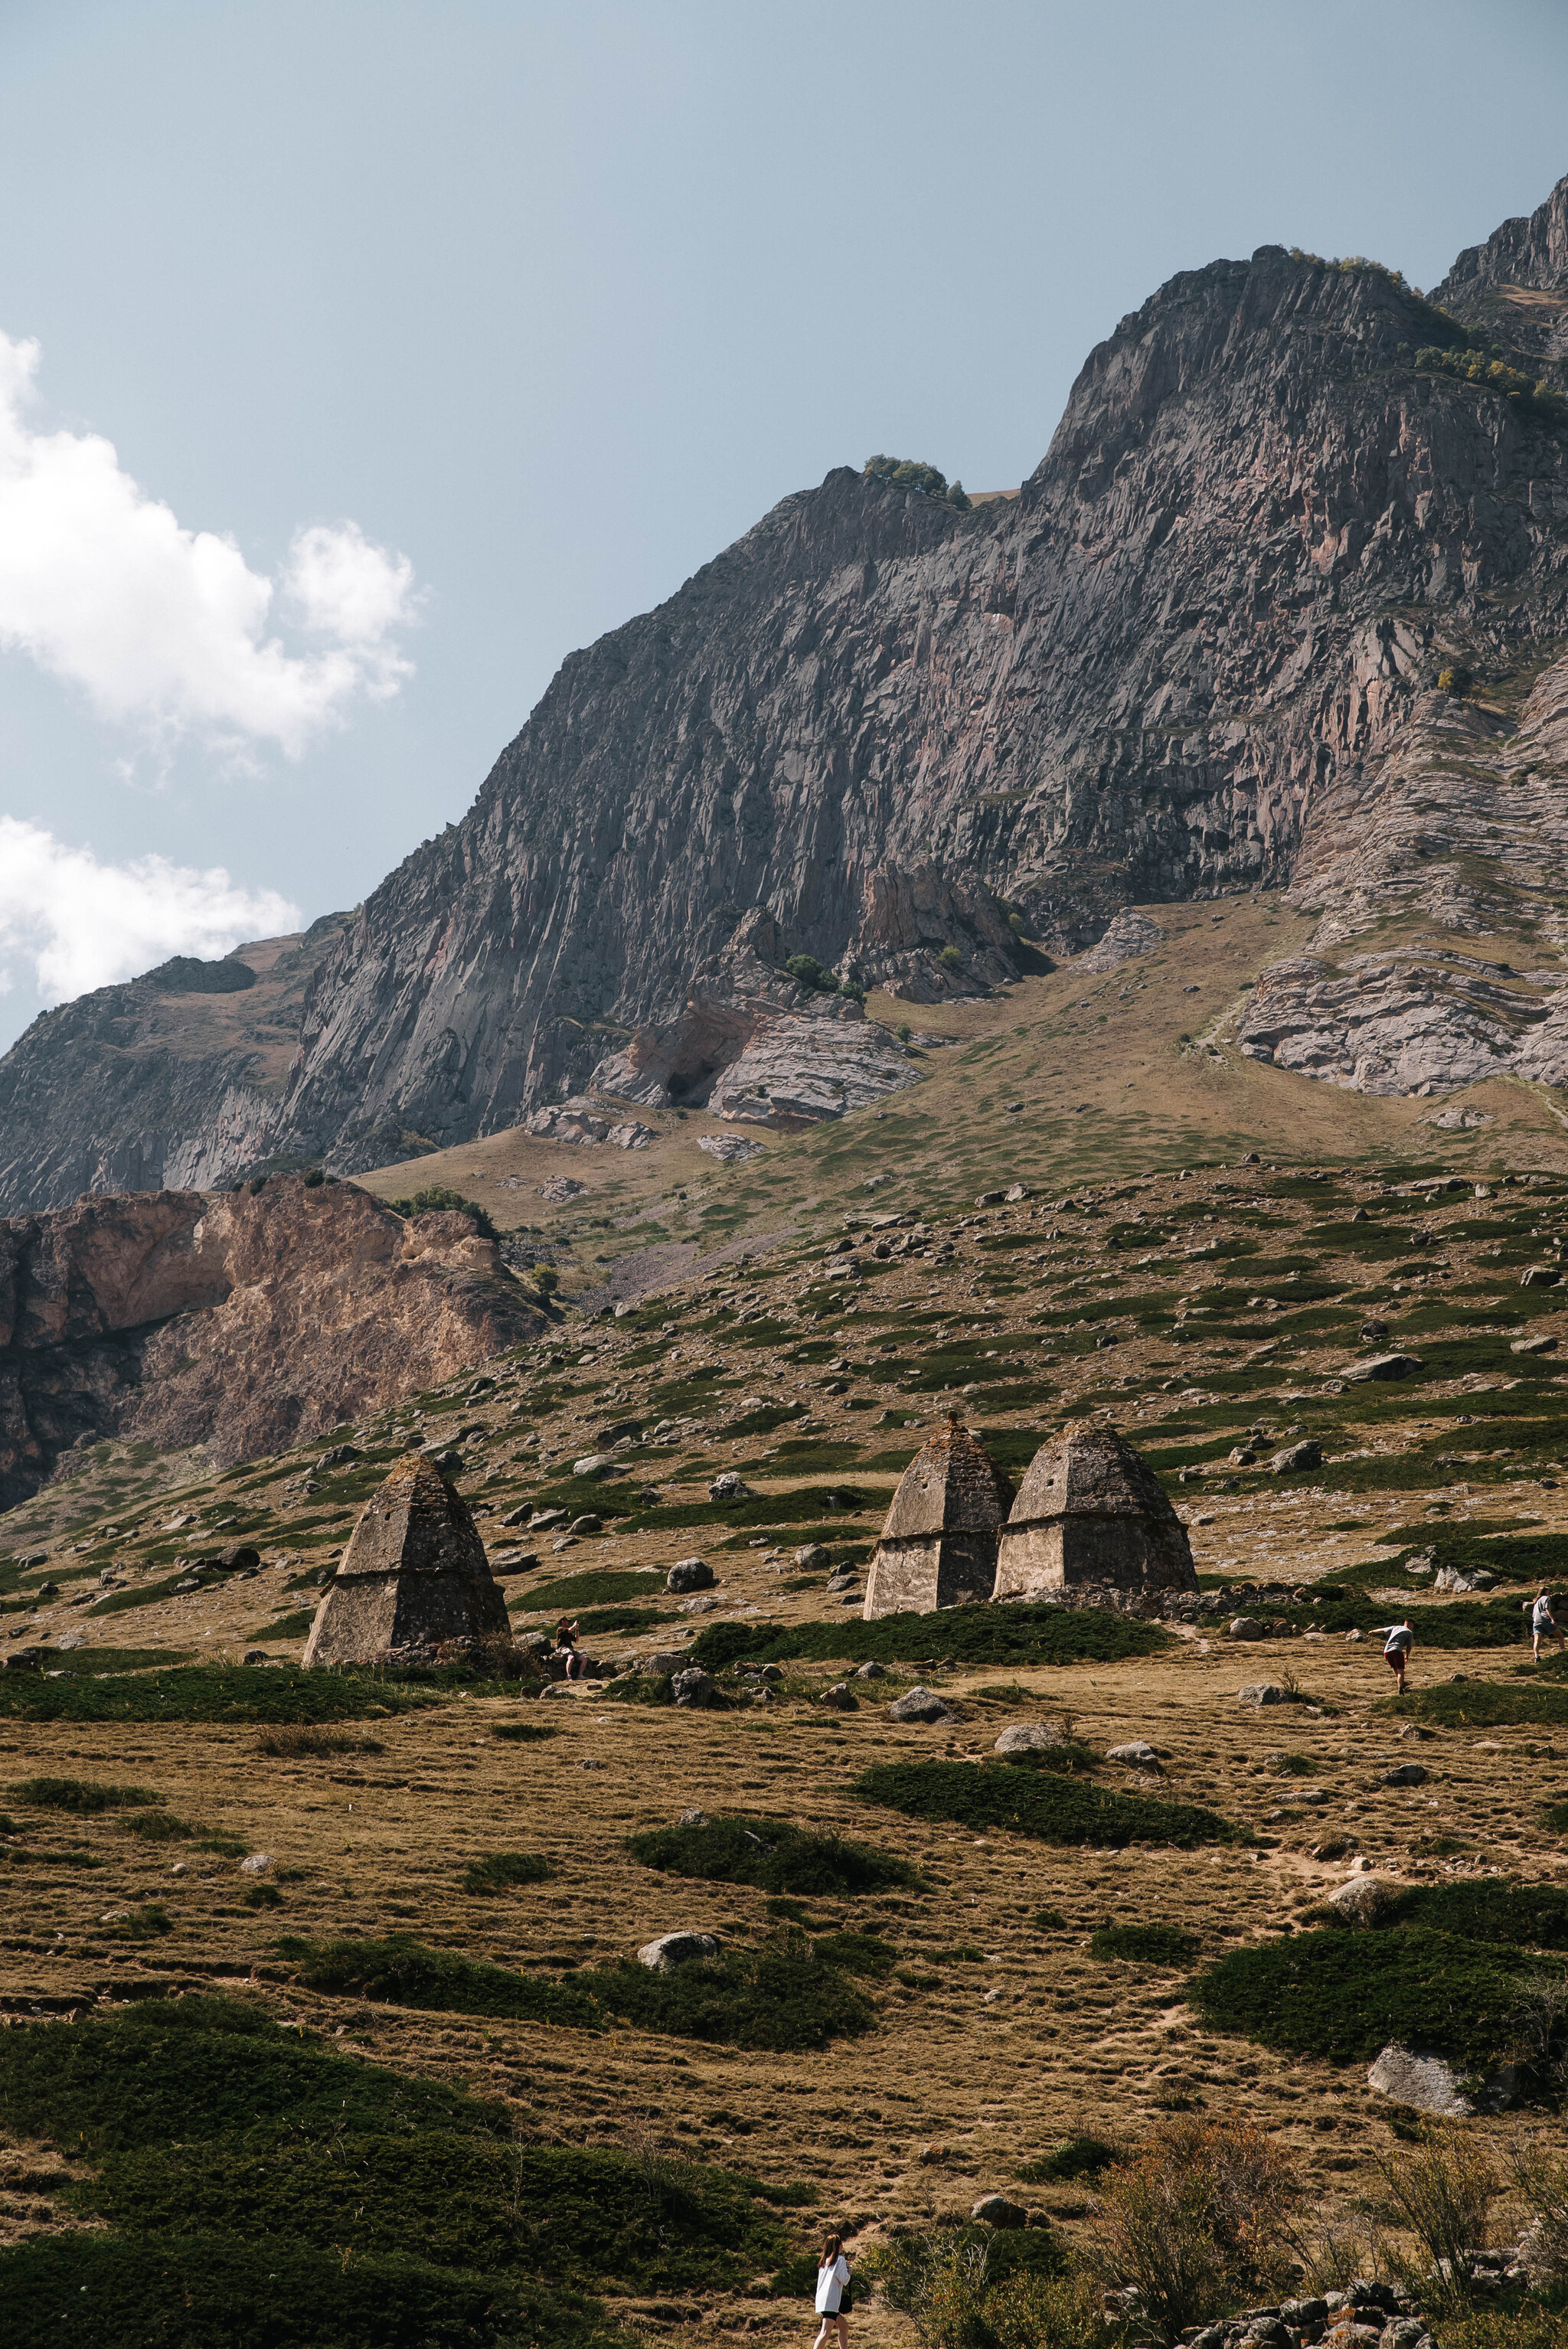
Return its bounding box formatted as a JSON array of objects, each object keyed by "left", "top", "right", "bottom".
[
  {"left": 1400, "top": 1679, "right": 1568, "bottom": 1730},
  {"left": 279, "top": 1930, "right": 876, "bottom": 2052},
  {"left": 852, "top": 1762, "right": 1236, "bottom": 1849},
  {"left": 0, "top": 1665, "right": 443, "bottom": 1724},
  {"left": 1016, "top": 2134, "right": 1120, "bottom": 2184},
  {"left": 1188, "top": 1926, "right": 1557, "bottom": 2069},
  {"left": 1379, "top": 1879, "right": 1568, "bottom": 1950},
  {"left": 460, "top": 1851, "right": 551, "bottom": 1894},
  {"left": 516, "top": 1570, "right": 666, "bottom": 1612},
  {"left": 11, "top": 1776, "right": 164, "bottom": 1814},
  {"left": 692, "top": 1605, "right": 1169, "bottom": 1674},
  {"left": 626, "top": 1815, "right": 922, "bottom": 1898},
  {"left": 1089, "top": 1923, "right": 1202, "bottom": 1966}
]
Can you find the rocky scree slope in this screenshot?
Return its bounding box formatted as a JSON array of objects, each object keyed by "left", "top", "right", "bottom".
[
  {"left": 0, "top": 1175, "right": 543, "bottom": 1508},
  {"left": 10, "top": 182, "right": 1568, "bottom": 1206}
]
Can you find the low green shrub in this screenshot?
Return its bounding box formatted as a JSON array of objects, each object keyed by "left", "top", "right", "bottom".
[
  {"left": 1402, "top": 1680, "right": 1568, "bottom": 1730},
  {"left": 626, "top": 1815, "right": 921, "bottom": 1898},
  {"left": 0, "top": 2231, "right": 619, "bottom": 2349},
  {"left": 254, "top": 1726, "right": 385, "bottom": 1758},
  {"left": 119, "top": 1812, "right": 194, "bottom": 1844},
  {"left": 854, "top": 1761, "right": 1236, "bottom": 1850},
  {"left": 280, "top": 1930, "right": 877, "bottom": 2052},
  {"left": 385, "top": 1183, "right": 498, "bottom": 1240},
  {"left": 491, "top": 1719, "right": 555, "bottom": 1743},
  {"left": 805, "top": 1931, "right": 899, "bottom": 1977},
  {"left": 0, "top": 1665, "right": 443, "bottom": 1724},
  {"left": 1089, "top": 1923, "right": 1201, "bottom": 1967},
  {"left": 11, "top": 1776, "right": 162, "bottom": 1814},
  {"left": 691, "top": 1606, "right": 1168, "bottom": 1674},
  {"left": 1016, "top": 2134, "right": 1120, "bottom": 2184},
  {"left": 104, "top": 1903, "right": 174, "bottom": 1941},
  {"left": 460, "top": 1851, "right": 551, "bottom": 1895},
  {"left": 1189, "top": 1926, "right": 1558, "bottom": 2069},
  {"left": 70, "top": 2132, "right": 790, "bottom": 2300},
  {"left": 518, "top": 1570, "right": 667, "bottom": 1612},
  {"left": 1380, "top": 1879, "right": 1568, "bottom": 1950},
  {"left": 278, "top": 1934, "right": 599, "bottom": 2027},
  {"left": 0, "top": 1997, "right": 501, "bottom": 2152}
]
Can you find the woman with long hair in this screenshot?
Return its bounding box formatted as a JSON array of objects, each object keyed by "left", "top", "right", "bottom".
[{"left": 813, "top": 2233, "right": 851, "bottom": 2349}]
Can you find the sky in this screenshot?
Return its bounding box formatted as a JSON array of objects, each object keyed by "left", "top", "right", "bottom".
[{"left": 1, "top": 0, "right": 1567, "bottom": 1050}]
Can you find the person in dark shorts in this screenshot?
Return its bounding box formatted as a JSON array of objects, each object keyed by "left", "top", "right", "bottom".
[
  {"left": 1373, "top": 1621, "right": 1414, "bottom": 1694},
  {"left": 1528, "top": 1589, "right": 1566, "bottom": 1664}
]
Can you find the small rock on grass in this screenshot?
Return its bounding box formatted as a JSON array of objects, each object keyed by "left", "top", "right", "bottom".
[
  {"left": 667, "top": 1557, "right": 714, "bottom": 1593},
  {"left": 671, "top": 1666, "right": 717, "bottom": 1707},
  {"left": 1229, "top": 1616, "right": 1266, "bottom": 1640},
  {"left": 637, "top": 1931, "right": 720, "bottom": 1972},
  {"left": 822, "top": 1683, "right": 858, "bottom": 1710},
  {"left": 994, "top": 1722, "right": 1063, "bottom": 1756},
  {"left": 890, "top": 1685, "right": 956, "bottom": 1724},
  {"left": 971, "top": 2193, "right": 1027, "bottom": 2227},
  {"left": 854, "top": 1660, "right": 886, "bottom": 1680},
  {"left": 795, "top": 1543, "right": 831, "bottom": 1570},
  {"left": 1237, "top": 1682, "right": 1287, "bottom": 1705},
  {"left": 1106, "top": 1740, "right": 1161, "bottom": 1769}
]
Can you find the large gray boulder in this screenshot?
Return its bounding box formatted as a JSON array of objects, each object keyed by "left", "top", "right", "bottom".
[
  {"left": 637, "top": 1931, "right": 720, "bottom": 1972},
  {"left": 890, "top": 1685, "right": 956, "bottom": 1724},
  {"left": 1342, "top": 1354, "right": 1423, "bottom": 1383},
  {"left": 1328, "top": 1875, "right": 1395, "bottom": 1926},
  {"left": 1367, "top": 2042, "right": 1514, "bottom": 2115},
  {"left": 970, "top": 2193, "right": 1027, "bottom": 2229},
  {"left": 667, "top": 1557, "right": 714, "bottom": 1593},
  {"left": 994, "top": 1721, "right": 1063, "bottom": 1756},
  {"left": 1237, "top": 1681, "right": 1287, "bottom": 1705}
]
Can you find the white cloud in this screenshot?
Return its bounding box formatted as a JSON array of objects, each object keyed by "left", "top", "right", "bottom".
[
  {"left": 0, "top": 816, "right": 302, "bottom": 1005},
  {"left": 0, "top": 332, "right": 416, "bottom": 756}
]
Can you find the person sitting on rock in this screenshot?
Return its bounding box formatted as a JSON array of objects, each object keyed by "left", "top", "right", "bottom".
[
  {"left": 555, "top": 1616, "right": 585, "bottom": 1680},
  {"left": 1527, "top": 1588, "right": 1566, "bottom": 1664},
  {"left": 1373, "top": 1620, "right": 1414, "bottom": 1695}
]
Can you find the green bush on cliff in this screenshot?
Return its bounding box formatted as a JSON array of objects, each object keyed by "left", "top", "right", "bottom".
[{"left": 385, "top": 1183, "right": 498, "bottom": 1240}]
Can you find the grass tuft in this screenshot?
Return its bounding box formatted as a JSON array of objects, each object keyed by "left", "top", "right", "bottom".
[
  {"left": 1089, "top": 1923, "right": 1201, "bottom": 1967},
  {"left": 459, "top": 1851, "right": 551, "bottom": 1894},
  {"left": 626, "top": 1815, "right": 922, "bottom": 1898},
  {"left": 692, "top": 1605, "right": 1170, "bottom": 1673},
  {"left": 854, "top": 1761, "right": 1237, "bottom": 1850}
]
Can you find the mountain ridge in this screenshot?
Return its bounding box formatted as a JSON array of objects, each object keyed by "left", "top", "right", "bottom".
[{"left": 7, "top": 179, "right": 1568, "bottom": 1206}]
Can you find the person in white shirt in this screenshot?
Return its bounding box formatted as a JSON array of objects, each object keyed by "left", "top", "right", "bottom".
[
  {"left": 1373, "top": 1622, "right": 1414, "bottom": 1694},
  {"left": 1528, "top": 1589, "right": 1566, "bottom": 1664},
  {"left": 813, "top": 2233, "right": 851, "bottom": 2349}
]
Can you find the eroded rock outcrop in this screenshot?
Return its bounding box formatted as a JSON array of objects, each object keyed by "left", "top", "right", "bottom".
[{"left": 0, "top": 1177, "right": 542, "bottom": 1508}]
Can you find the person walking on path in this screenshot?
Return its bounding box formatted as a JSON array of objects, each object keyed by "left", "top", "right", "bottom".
[
  {"left": 1373, "top": 1620, "right": 1415, "bottom": 1696},
  {"left": 812, "top": 2233, "right": 851, "bottom": 2349},
  {"left": 1528, "top": 1589, "right": 1566, "bottom": 1664}
]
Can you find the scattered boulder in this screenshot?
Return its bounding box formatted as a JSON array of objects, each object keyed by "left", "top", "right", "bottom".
[
  {"left": 1380, "top": 1763, "right": 1429, "bottom": 1787},
  {"left": 709, "top": 1472, "right": 752, "bottom": 1501},
  {"left": 318, "top": 1444, "right": 361, "bottom": 1470},
  {"left": 1512, "top": 1333, "right": 1559, "bottom": 1356},
  {"left": 529, "top": 1508, "right": 567, "bottom": 1531},
  {"left": 671, "top": 1665, "right": 717, "bottom": 1707},
  {"left": 1229, "top": 1616, "right": 1266, "bottom": 1640},
  {"left": 637, "top": 1931, "right": 720, "bottom": 1972},
  {"left": 970, "top": 2193, "right": 1027, "bottom": 2228},
  {"left": 794, "top": 1543, "right": 831, "bottom": 1570},
  {"left": 678, "top": 1808, "right": 709, "bottom": 1826},
  {"left": 1237, "top": 1682, "right": 1287, "bottom": 1705},
  {"left": 821, "top": 1684, "right": 859, "bottom": 1710},
  {"left": 567, "top": 1514, "right": 603, "bottom": 1535},
  {"left": 1341, "top": 1354, "right": 1422, "bottom": 1383},
  {"left": 572, "top": 1453, "right": 619, "bottom": 1479},
  {"left": 1367, "top": 2042, "right": 1514, "bottom": 2116},
  {"left": 242, "top": 1648, "right": 269, "bottom": 1665},
  {"left": 1521, "top": 1266, "right": 1561, "bottom": 1289},
  {"left": 667, "top": 1557, "right": 714, "bottom": 1594},
  {"left": 1272, "top": 1439, "right": 1322, "bottom": 1473},
  {"left": 1328, "top": 1875, "right": 1395, "bottom": 1926},
  {"left": 855, "top": 1660, "right": 886, "bottom": 1679},
  {"left": 239, "top": 1852, "right": 273, "bottom": 1875},
  {"left": 1106, "top": 1740, "right": 1161, "bottom": 1769},
  {"left": 889, "top": 1685, "right": 956, "bottom": 1724},
  {"left": 994, "top": 1721, "right": 1063, "bottom": 1756}
]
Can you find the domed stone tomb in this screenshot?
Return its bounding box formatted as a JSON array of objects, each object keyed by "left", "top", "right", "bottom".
[
  {"left": 991, "top": 1420, "right": 1197, "bottom": 1611},
  {"left": 303, "top": 1452, "right": 511, "bottom": 1665},
  {"left": 863, "top": 1417, "right": 1014, "bottom": 1619}
]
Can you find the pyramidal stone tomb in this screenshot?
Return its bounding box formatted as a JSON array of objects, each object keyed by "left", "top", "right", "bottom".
[{"left": 302, "top": 1452, "right": 511, "bottom": 1667}]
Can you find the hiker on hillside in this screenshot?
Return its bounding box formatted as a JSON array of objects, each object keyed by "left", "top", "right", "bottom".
[
  {"left": 1372, "top": 1620, "right": 1415, "bottom": 1695},
  {"left": 1527, "top": 1589, "right": 1566, "bottom": 1664},
  {"left": 554, "top": 1616, "right": 585, "bottom": 1680},
  {"left": 812, "top": 2233, "right": 851, "bottom": 2349}
]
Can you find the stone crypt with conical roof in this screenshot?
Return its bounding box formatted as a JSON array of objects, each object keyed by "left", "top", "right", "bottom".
[
  {"left": 303, "top": 1452, "right": 511, "bottom": 1666},
  {"left": 991, "top": 1419, "right": 1197, "bottom": 1612},
  {"left": 863, "top": 1416, "right": 1015, "bottom": 1619}
]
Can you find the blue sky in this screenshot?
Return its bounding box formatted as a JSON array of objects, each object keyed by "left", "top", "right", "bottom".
[{"left": 0, "top": 0, "right": 1566, "bottom": 1047}]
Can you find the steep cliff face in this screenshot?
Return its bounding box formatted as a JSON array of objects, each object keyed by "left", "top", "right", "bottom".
[
  {"left": 0, "top": 919, "right": 349, "bottom": 1211},
  {"left": 0, "top": 1177, "right": 542, "bottom": 1507},
  {"left": 6, "top": 180, "right": 1568, "bottom": 1205}
]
